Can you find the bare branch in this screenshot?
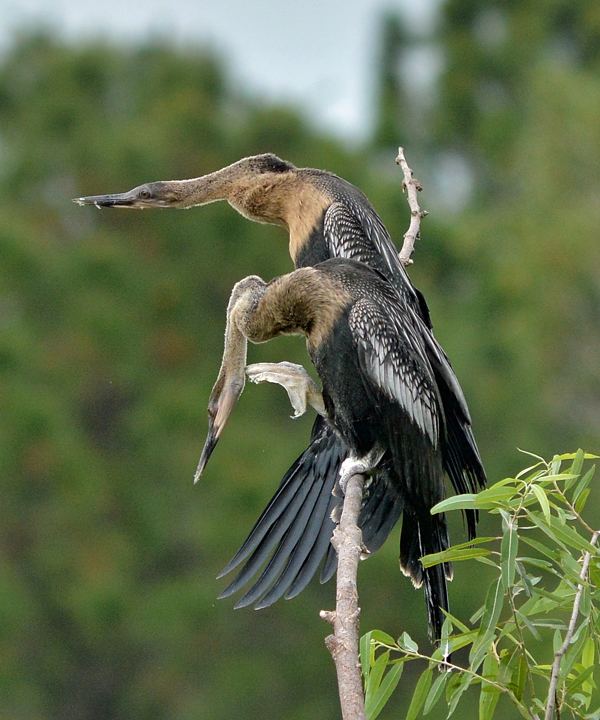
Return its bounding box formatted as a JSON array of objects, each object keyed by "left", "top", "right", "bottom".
[
  {"left": 544, "top": 530, "right": 599, "bottom": 720},
  {"left": 396, "top": 147, "right": 428, "bottom": 266},
  {"left": 320, "top": 472, "right": 367, "bottom": 720}
]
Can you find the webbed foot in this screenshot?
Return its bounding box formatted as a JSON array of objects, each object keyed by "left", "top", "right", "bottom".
[{"left": 246, "top": 361, "right": 326, "bottom": 418}]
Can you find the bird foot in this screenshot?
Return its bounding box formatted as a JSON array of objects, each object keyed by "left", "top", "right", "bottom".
[
  {"left": 338, "top": 448, "right": 384, "bottom": 494},
  {"left": 245, "top": 362, "right": 326, "bottom": 418}
]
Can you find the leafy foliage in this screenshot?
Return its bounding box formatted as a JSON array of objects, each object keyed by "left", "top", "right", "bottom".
[{"left": 362, "top": 451, "right": 600, "bottom": 719}]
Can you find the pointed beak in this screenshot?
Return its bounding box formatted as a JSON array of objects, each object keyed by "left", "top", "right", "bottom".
[
  {"left": 72, "top": 190, "right": 139, "bottom": 208},
  {"left": 194, "top": 377, "right": 244, "bottom": 483}
]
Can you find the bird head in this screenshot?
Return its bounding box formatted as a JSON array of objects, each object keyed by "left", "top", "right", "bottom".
[{"left": 73, "top": 181, "right": 185, "bottom": 209}]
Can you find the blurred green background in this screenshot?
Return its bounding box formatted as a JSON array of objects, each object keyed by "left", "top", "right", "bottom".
[{"left": 0, "top": 1, "right": 599, "bottom": 718}]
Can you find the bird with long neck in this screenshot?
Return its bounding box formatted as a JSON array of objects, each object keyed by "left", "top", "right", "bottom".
[
  {"left": 200, "top": 258, "right": 452, "bottom": 641},
  {"left": 74, "top": 154, "right": 486, "bottom": 616}
]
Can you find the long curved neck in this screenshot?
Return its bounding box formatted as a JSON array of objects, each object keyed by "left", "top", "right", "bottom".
[
  {"left": 239, "top": 268, "right": 351, "bottom": 350},
  {"left": 171, "top": 167, "right": 330, "bottom": 246}
]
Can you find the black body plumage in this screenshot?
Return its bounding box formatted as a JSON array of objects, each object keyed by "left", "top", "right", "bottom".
[
  {"left": 219, "top": 159, "right": 485, "bottom": 639},
  {"left": 215, "top": 258, "right": 453, "bottom": 639}
]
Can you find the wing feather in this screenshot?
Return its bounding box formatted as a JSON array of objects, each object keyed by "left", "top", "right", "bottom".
[{"left": 349, "top": 297, "right": 440, "bottom": 446}]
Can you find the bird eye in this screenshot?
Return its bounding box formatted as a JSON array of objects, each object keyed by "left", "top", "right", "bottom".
[{"left": 138, "top": 187, "right": 151, "bottom": 200}]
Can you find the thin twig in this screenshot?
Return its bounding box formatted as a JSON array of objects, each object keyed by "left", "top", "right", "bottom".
[
  {"left": 395, "top": 147, "right": 428, "bottom": 266},
  {"left": 544, "top": 530, "right": 599, "bottom": 720},
  {"left": 320, "top": 472, "right": 368, "bottom": 720}
]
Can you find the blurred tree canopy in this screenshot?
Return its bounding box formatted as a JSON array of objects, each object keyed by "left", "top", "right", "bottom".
[{"left": 0, "top": 1, "right": 598, "bottom": 717}]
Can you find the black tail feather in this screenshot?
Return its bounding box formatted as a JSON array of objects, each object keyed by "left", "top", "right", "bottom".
[{"left": 400, "top": 509, "right": 451, "bottom": 642}]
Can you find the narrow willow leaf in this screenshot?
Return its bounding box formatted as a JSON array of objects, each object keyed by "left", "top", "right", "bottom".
[
  {"left": 553, "top": 629, "right": 563, "bottom": 654},
  {"left": 509, "top": 655, "right": 528, "bottom": 701},
  {"left": 567, "top": 666, "right": 595, "bottom": 694},
  {"left": 531, "top": 484, "right": 551, "bottom": 523},
  {"left": 430, "top": 494, "right": 477, "bottom": 514},
  {"left": 425, "top": 536, "right": 496, "bottom": 555},
  {"left": 575, "top": 488, "right": 591, "bottom": 514},
  {"left": 560, "top": 551, "right": 588, "bottom": 586},
  {"left": 519, "top": 536, "right": 559, "bottom": 562},
  {"left": 360, "top": 631, "right": 373, "bottom": 679},
  {"left": 501, "top": 523, "right": 518, "bottom": 590},
  {"left": 582, "top": 637, "right": 595, "bottom": 669},
  {"left": 442, "top": 611, "right": 471, "bottom": 634},
  {"left": 479, "top": 654, "right": 501, "bottom": 720},
  {"left": 548, "top": 516, "right": 598, "bottom": 553},
  {"left": 552, "top": 452, "right": 599, "bottom": 462},
  {"left": 581, "top": 584, "right": 592, "bottom": 618},
  {"left": 447, "top": 673, "right": 474, "bottom": 717},
  {"left": 370, "top": 630, "right": 397, "bottom": 647},
  {"left": 423, "top": 671, "right": 447, "bottom": 715},
  {"left": 551, "top": 455, "right": 562, "bottom": 476},
  {"left": 470, "top": 580, "right": 504, "bottom": 668},
  {"left": 422, "top": 547, "right": 491, "bottom": 568},
  {"left": 364, "top": 650, "right": 389, "bottom": 707},
  {"left": 474, "top": 556, "right": 501, "bottom": 569},
  {"left": 516, "top": 610, "right": 542, "bottom": 641},
  {"left": 365, "top": 662, "right": 404, "bottom": 720},
  {"left": 476, "top": 486, "right": 519, "bottom": 506},
  {"left": 525, "top": 511, "right": 568, "bottom": 552},
  {"left": 405, "top": 667, "right": 432, "bottom": 720},
  {"left": 569, "top": 448, "right": 585, "bottom": 478},
  {"left": 573, "top": 466, "right": 595, "bottom": 505},
  {"left": 397, "top": 632, "right": 418, "bottom": 654}
]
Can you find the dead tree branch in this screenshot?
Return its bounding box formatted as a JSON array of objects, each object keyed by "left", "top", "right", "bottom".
[
  {"left": 320, "top": 472, "right": 367, "bottom": 720},
  {"left": 544, "top": 530, "right": 599, "bottom": 720},
  {"left": 396, "top": 147, "right": 428, "bottom": 266}
]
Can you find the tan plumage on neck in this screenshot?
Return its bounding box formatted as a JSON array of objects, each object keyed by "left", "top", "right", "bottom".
[{"left": 74, "top": 154, "right": 331, "bottom": 263}]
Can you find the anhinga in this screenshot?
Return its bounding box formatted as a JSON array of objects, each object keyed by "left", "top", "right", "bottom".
[
  {"left": 195, "top": 258, "right": 453, "bottom": 639},
  {"left": 74, "top": 154, "right": 486, "bottom": 636}
]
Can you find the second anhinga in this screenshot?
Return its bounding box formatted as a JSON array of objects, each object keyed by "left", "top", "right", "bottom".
[
  {"left": 74, "top": 154, "right": 486, "bottom": 629},
  {"left": 199, "top": 258, "right": 452, "bottom": 639}
]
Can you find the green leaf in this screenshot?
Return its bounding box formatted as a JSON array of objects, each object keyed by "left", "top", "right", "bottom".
[
  {"left": 422, "top": 547, "right": 491, "bottom": 568},
  {"left": 581, "top": 584, "right": 592, "bottom": 617},
  {"left": 509, "top": 655, "right": 527, "bottom": 701},
  {"left": 501, "top": 522, "right": 518, "bottom": 590},
  {"left": 447, "top": 672, "right": 474, "bottom": 717},
  {"left": 442, "top": 611, "right": 471, "bottom": 634},
  {"left": 568, "top": 665, "right": 595, "bottom": 694},
  {"left": 405, "top": 667, "right": 432, "bottom": 720},
  {"left": 519, "top": 535, "right": 559, "bottom": 562},
  {"left": 397, "top": 632, "right": 418, "bottom": 654},
  {"left": 476, "top": 485, "right": 519, "bottom": 507},
  {"left": 569, "top": 448, "right": 585, "bottom": 478},
  {"left": 360, "top": 631, "right": 373, "bottom": 678},
  {"left": 423, "top": 670, "right": 447, "bottom": 715},
  {"left": 470, "top": 579, "right": 504, "bottom": 668},
  {"left": 364, "top": 650, "right": 389, "bottom": 707},
  {"left": 560, "top": 550, "right": 587, "bottom": 586},
  {"left": 370, "top": 630, "right": 397, "bottom": 648},
  {"left": 430, "top": 494, "right": 477, "bottom": 514},
  {"left": 553, "top": 629, "right": 563, "bottom": 654},
  {"left": 515, "top": 610, "right": 542, "bottom": 641},
  {"left": 531, "top": 483, "right": 551, "bottom": 523},
  {"left": 573, "top": 466, "right": 595, "bottom": 505},
  {"left": 553, "top": 452, "right": 599, "bottom": 462},
  {"left": 479, "top": 654, "right": 501, "bottom": 720},
  {"left": 575, "top": 488, "right": 591, "bottom": 514},
  {"left": 365, "top": 661, "right": 404, "bottom": 720},
  {"left": 582, "top": 637, "right": 595, "bottom": 669}
]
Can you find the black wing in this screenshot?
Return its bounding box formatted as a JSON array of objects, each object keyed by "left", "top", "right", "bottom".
[
  {"left": 349, "top": 296, "right": 451, "bottom": 640},
  {"left": 325, "top": 199, "right": 486, "bottom": 526},
  {"left": 218, "top": 415, "right": 343, "bottom": 607}
]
